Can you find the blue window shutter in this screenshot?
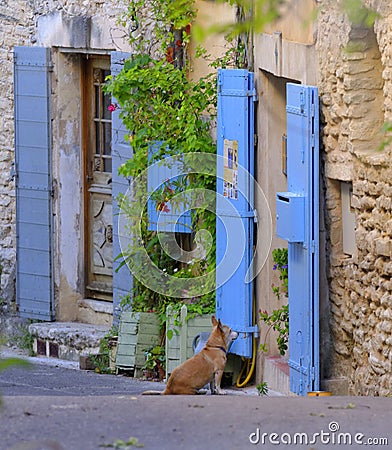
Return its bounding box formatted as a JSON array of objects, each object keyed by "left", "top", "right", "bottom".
[
  {"left": 279, "top": 83, "right": 319, "bottom": 395},
  {"left": 110, "top": 51, "right": 133, "bottom": 323},
  {"left": 215, "top": 69, "right": 256, "bottom": 358},
  {"left": 14, "top": 46, "right": 54, "bottom": 321},
  {"left": 147, "top": 144, "right": 192, "bottom": 233}
]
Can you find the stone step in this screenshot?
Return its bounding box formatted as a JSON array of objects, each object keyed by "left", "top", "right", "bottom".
[{"left": 28, "top": 322, "right": 110, "bottom": 362}]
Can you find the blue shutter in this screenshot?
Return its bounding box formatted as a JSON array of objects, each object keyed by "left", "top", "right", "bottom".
[
  {"left": 147, "top": 144, "right": 192, "bottom": 233},
  {"left": 215, "top": 69, "right": 257, "bottom": 358},
  {"left": 111, "top": 51, "right": 133, "bottom": 324},
  {"left": 14, "top": 47, "right": 54, "bottom": 321},
  {"left": 276, "top": 83, "right": 319, "bottom": 395}
]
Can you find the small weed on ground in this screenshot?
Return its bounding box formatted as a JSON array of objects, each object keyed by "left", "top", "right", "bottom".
[
  {"left": 256, "top": 381, "right": 269, "bottom": 396},
  {"left": 100, "top": 436, "right": 144, "bottom": 448},
  {"left": 11, "top": 323, "right": 35, "bottom": 356}
]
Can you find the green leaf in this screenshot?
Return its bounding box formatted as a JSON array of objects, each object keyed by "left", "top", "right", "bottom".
[{"left": 0, "top": 358, "right": 31, "bottom": 373}]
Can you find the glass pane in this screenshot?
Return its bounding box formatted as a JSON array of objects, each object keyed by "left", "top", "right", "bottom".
[
  {"left": 104, "top": 157, "right": 112, "bottom": 173},
  {"left": 103, "top": 122, "right": 112, "bottom": 155},
  {"left": 95, "top": 86, "right": 100, "bottom": 119},
  {"left": 94, "top": 156, "right": 102, "bottom": 172},
  {"left": 95, "top": 122, "right": 101, "bottom": 154},
  {"left": 103, "top": 93, "right": 111, "bottom": 120},
  {"left": 93, "top": 68, "right": 101, "bottom": 83}
]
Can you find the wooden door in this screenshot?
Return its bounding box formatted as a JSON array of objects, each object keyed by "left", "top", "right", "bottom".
[{"left": 83, "top": 56, "right": 113, "bottom": 301}]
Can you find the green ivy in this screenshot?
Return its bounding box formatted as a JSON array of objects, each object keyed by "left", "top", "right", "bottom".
[
  {"left": 107, "top": 0, "right": 254, "bottom": 325},
  {"left": 120, "top": 0, "right": 196, "bottom": 54},
  {"left": 271, "top": 247, "right": 288, "bottom": 300},
  {"left": 105, "top": 6, "right": 220, "bottom": 323}
]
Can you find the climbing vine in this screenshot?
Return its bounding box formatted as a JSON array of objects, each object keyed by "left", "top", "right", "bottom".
[
  {"left": 105, "top": 50, "right": 219, "bottom": 315},
  {"left": 105, "top": 0, "right": 247, "bottom": 320}
]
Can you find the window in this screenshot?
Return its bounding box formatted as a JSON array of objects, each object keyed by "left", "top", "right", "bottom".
[{"left": 93, "top": 67, "right": 112, "bottom": 174}]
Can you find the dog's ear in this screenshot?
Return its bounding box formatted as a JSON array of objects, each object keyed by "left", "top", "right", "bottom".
[
  {"left": 217, "top": 319, "right": 223, "bottom": 331},
  {"left": 211, "top": 315, "right": 218, "bottom": 326}
]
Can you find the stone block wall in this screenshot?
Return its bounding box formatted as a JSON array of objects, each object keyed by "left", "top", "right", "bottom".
[
  {"left": 318, "top": 0, "right": 392, "bottom": 395},
  {"left": 0, "top": 1, "right": 33, "bottom": 309},
  {"left": 0, "top": 0, "right": 128, "bottom": 312}
]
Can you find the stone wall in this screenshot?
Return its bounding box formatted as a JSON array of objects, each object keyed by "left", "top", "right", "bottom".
[
  {"left": 0, "top": 0, "right": 127, "bottom": 311},
  {"left": 0, "top": 1, "right": 33, "bottom": 310},
  {"left": 318, "top": 0, "right": 392, "bottom": 395}
]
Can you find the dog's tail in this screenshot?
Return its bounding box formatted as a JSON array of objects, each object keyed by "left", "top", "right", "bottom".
[{"left": 141, "top": 390, "right": 164, "bottom": 395}]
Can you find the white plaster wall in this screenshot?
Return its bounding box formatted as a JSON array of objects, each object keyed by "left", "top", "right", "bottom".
[{"left": 52, "top": 51, "right": 83, "bottom": 321}]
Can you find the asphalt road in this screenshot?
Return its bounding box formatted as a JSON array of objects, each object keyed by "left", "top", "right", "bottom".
[
  {"left": 0, "top": 360, "right": 165, "bottom": 397},
  {"left": 1, "top": 355, "right": 392, "bottom": 450}
]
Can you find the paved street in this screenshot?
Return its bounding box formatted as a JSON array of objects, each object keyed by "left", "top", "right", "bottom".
[
  {"left": 0, "top": 359, "right": 165, "bottom": 397},
  {"left": 1, "top": 354, "right": 392, "bottom": 450}
]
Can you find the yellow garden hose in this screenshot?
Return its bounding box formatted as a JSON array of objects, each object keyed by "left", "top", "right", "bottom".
[
  {"left": 236, "top": 288, "right": 258, "bottom": 387},
  {"left": 236, "top": 335, "right": 257, "bottom": 387}
]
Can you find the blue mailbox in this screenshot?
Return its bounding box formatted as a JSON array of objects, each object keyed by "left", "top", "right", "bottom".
[{"left": 276, "top": 192, "right": 305, "bottom": 243}]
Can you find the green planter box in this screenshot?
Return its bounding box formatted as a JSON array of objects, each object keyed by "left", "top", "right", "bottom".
[
  {"left": 116, "top": 311, "right": 161, "bottom": 377},
  {"left": 165, "top": 304, "right": 212, "bottom": 377}
]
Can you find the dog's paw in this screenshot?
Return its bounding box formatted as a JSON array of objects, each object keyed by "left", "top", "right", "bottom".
[{"left": 215, "top": 389, "right": 227, "bottom": 395}]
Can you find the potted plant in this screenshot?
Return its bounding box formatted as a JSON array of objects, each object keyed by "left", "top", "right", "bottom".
[{"left": 142, "top": 345, "right": 166, "bottom": 381}]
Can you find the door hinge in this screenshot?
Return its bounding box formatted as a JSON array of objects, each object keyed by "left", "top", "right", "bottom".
[
  {"left": 310, "top": 240, "right": 316, "bottom": 253},
  {"left": 217, "top": 72, "right": 223, "bottom": 93},
  {"left": 8, "top": 162, "right": 16, "bottom": 182},
  {"left": 300, "top": 90, "right": 305, "bottom": 113},
  {"left": 237, "top": 325, "right": 259, "bottom": 338},
  {"left": 311, "top": 102, "right": 316, "bottom": 117}
]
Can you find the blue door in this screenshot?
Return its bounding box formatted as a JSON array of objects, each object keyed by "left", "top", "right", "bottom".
[
  {"left": 14, "top": 47, "right": 54, "bottom": 321},
  {"left": 276, "top": 83, "right": 320, "bottom": 395},
  {"left": 111, "top": 52, "right": 133, "bottom": 323},
  {"left": 215, "top": 69, "right": 257, "bottom": 358}
]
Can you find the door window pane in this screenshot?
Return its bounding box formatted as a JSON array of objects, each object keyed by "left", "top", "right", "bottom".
[{"left": 92, "top": 67, "right": 112, "bottom": 173}]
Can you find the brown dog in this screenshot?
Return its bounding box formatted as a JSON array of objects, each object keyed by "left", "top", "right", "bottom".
[
  {"left": 143, "top": 316, "right": 238, "bottom": 395},
  {"left": 163, "top": 315, "right": 238, "bottom": 395}
]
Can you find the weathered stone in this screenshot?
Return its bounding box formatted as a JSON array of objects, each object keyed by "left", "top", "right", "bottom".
[
  {"left": 375, "top": 237, "right": 391, "bottom": 256},
  {"left": 29, "top": 322, "right": 110, "bottom": 361}
]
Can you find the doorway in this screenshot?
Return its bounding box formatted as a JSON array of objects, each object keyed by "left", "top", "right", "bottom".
[{"left": 82, "top": 56, "right": 113, "bottom": 301}]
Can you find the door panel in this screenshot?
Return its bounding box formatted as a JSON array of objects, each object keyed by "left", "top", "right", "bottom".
[
  {"left": 83, "top": 57, "right": 113, "bottom": 301},
  {"left": 215, "top": 69, "right": 257, "bottom": 358},
  {"left": 110, "top": 51, "right": 132, "bottom": 323},
  {"left": 276, "top": 83, "right": 320, "bottom": 395}
]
